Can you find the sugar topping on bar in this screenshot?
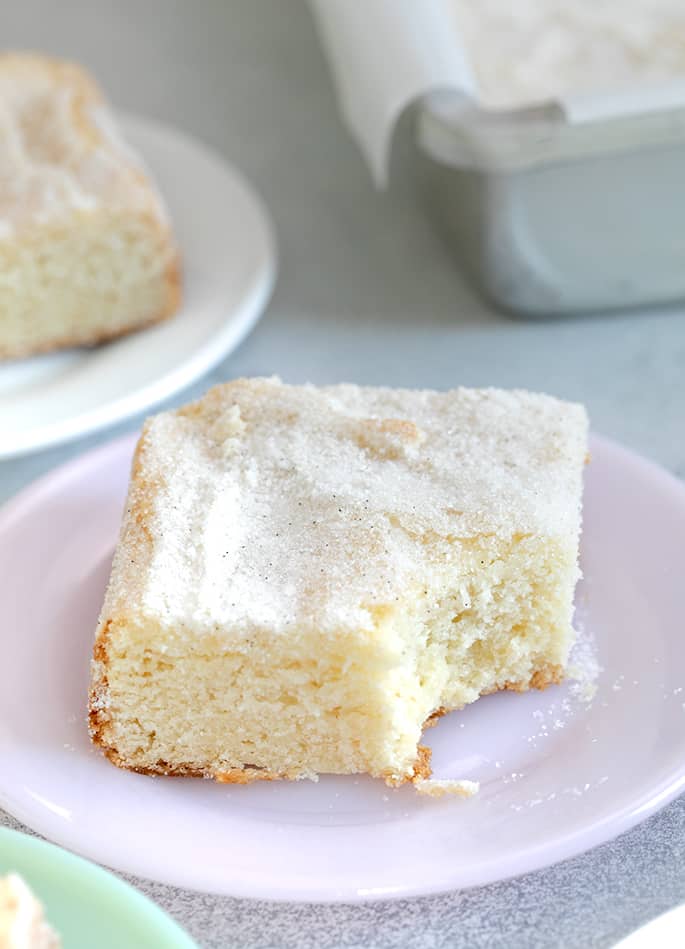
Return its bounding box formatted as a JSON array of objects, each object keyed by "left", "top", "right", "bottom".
[
  {"left": 104, "top": 378, "right": 587, "bottom": 638},
  {"left": 0, "top": 52, "right": 167, "bottom": 236}
]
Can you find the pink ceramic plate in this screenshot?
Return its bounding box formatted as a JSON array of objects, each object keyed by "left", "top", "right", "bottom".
[{"left": 1, "top": 433, "right": 684, "bottom": 901}]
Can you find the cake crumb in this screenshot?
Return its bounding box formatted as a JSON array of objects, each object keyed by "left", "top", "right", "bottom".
[{"left": 413, "top": 777, "right": 480, "bottom": 798}]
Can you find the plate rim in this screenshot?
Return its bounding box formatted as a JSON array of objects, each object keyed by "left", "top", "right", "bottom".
[
  {"left": 0, "top": 111, "right": 277, "bottom": 461},
  {"left": 0, "top": 826, "right": 197, "bottom": 946},
  {"left": 1, "top": 432, "right": 685, "bottom": 902}
]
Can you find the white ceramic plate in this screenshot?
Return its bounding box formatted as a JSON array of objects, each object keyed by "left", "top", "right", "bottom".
[
  {"left": 615, "top": 904, "right": 685, "bottom": 948},
  {"left": 0, "top": 115, "right": 276, "bottom": 460},
  {"left": 0, "top": 434, "right": 684, "bottom": 901}
]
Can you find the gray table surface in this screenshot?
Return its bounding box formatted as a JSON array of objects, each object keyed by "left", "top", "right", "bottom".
[{"left": 2, "top": 1, "right": 685, "bottom": 946}]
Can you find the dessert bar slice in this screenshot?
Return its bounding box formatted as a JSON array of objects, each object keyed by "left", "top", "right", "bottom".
[
  {"left": 0, "top": 52, "right": 180, "bottom": 359},
  {"left": 89, "top": 378, "right": 587, "bottom": 786}
]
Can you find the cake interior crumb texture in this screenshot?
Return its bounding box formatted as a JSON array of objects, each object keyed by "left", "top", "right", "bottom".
[
  {"left": 89, "top": 379, "right": 588, "bottom": 787},
  {"left": 0, "top": 52, "right": 180, "bottom": 359}
]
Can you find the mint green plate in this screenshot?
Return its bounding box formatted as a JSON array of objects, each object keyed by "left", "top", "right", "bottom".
[{"left": 0, "top": 828, "right": 197, "bottom": 948}]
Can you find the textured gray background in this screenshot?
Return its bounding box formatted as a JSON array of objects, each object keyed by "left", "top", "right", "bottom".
[{"left": 1, "top": 1, "right": 685, "bottom": 946}]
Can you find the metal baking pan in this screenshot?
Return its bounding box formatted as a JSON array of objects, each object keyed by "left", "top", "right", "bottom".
[{"left": 417, "top": 92, "right": 685, "bottom": 316}]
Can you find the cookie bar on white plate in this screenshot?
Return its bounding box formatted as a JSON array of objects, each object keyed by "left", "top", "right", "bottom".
[{"left": 0, "top": 52, "right": 180, "bottom": 359}]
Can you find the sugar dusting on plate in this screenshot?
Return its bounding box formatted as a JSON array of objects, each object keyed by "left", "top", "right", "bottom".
[{"left": 567, "top": 599, "right": 601, "bottom": 704}]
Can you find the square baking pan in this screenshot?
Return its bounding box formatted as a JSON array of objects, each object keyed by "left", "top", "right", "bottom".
[{"left": 417, "top": 91, "right": 685, "bottom": 316}]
